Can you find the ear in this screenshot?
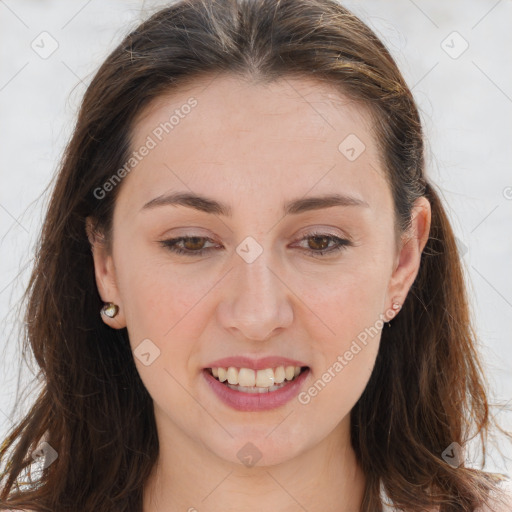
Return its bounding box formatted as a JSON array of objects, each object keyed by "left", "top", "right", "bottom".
[
  {"left": 385, "top": 196, "right": 431, "bottom": 316},
  {"left": 85, "top": 216, "right": 127, "bottom": 329}
]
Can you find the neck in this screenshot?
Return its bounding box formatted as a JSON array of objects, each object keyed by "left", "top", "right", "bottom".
[{"left": 143, "top": 413, "right": 366, "bottom": 512}]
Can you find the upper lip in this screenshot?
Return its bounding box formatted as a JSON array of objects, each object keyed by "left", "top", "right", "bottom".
[{"left": 205, "top": 356, "right": 308, "bottom": 371}]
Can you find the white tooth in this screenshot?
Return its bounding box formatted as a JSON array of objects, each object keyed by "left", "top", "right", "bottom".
[
  {"left": 256, "top": 368, "right": 274, "bottom": 387},
  {"left": 212, "top": 367, "right": 219, "bottom": 378},
  {"left": 227, "top": 366, "right": 239, "bottom": 385},
  {"left": 274, "top": 366, "right": 285, "bottom": 384},
  {"left": 294, "top": 366, "right": 301, "bottom": 377},
  {"left": 217, "top": 367, "right": 227, "bottom": 382},
  {"left": 284, "top": 366, "right": 295, "bottom": 380},
  {"left": 238, "top": 368, "right": 256, "bottom": 387}
]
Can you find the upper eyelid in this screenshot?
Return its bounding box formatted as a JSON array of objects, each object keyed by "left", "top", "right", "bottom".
[{"left": 159, "top": 225, "right": 352, "bottom": 240}]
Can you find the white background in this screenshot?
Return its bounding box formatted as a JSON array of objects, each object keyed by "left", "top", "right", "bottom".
[{"left": 1, "top": 0, "right": 511, "bottom": 475}]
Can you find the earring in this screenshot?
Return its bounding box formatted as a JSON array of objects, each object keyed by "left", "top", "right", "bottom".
[
  {"left": 387, "top": 300, "right": 402, "bottom": 327},
  {"left": 101, "top": 302, "right": 119, "bottom": 318}
]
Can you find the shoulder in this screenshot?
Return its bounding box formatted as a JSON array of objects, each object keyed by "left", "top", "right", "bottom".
[{"left": 476, "top": 475, "right": 512, "bottom": 512}]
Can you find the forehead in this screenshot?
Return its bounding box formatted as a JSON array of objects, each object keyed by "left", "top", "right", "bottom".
[
  {"left": 132, "top": 73, "right": 376, "bottom": 152},
  {"left": 118, "top": 73, "right": 389, "bottom": 218}
]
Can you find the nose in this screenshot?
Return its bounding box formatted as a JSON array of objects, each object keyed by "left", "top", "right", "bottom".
[{"left": 216, "top": 248, "right": 294, "bottom": 342}]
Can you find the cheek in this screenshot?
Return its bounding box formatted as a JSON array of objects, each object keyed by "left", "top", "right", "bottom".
[
  {"left": 115, "top": 241, "right": 209, "bottom": 340},
  {"left": 292, "top": 259, "right": 390, "bottom": 345},
  {"left": 295, "top": 286, "right": 383, "bottom": 433},
  {"left": 116, "top": 257, "right": 204, "bottom": 413},
  {"left": 114, "top": 250, "right": 221, "bottom": 404},
  {"left": 290, "top": 256, "right": 388, "bottom": 408}
]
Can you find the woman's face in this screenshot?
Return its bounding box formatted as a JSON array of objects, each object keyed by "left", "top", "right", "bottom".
[{"left": 88, "top": 74, "right": 430, "bottom": 467}]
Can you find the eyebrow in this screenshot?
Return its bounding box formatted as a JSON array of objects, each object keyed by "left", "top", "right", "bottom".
[{"left": 140, "top": 191, "right": 369, "bottom": 217}]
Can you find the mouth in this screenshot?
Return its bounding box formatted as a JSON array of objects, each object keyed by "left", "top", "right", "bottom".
[
  {"left": 201, "top": 355, "right": 311, "bottom": 411},
  {"left": 205, "top": 365, "right": 309, "bottom": 393},
  {"left": 202, "top": 363, "right": 310, "bottom": 411}
]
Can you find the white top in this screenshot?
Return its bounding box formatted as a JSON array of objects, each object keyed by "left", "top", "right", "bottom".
[{"left": 380, "top": 476, "right": 512, "bottom": 511}]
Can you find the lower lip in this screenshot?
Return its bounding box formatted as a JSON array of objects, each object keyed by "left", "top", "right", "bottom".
[{"left": 202, "top": 368, "right": 310, "bottom": 411}]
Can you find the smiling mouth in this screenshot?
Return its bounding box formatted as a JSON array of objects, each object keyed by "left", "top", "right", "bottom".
[{"left": 205, "top": 365, "right": 309, "bottom": 393}]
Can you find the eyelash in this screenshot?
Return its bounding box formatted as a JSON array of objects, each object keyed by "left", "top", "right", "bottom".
[{"left": 158, "top": 231, "right": 353, "bottom": 258}]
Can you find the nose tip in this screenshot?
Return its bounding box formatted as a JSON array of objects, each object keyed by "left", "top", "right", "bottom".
[{"left": 218, "top": 258, "right": 293, "bottom": 342}]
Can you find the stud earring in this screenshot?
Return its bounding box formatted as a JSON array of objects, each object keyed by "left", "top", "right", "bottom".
[
  {"left": 101, "top": 302, "right": 119, "bottom": 318},
  {"left": 387, "top": 300, "right": 402, "bottom": 327}
]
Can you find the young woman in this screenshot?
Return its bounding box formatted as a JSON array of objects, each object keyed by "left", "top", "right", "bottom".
[{"left": 1, "top": 0, "right": 511, "bottom": 510}]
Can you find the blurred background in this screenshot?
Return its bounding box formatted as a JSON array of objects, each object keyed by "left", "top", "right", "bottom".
[{"left": 1, "top": 0, "right": 511, "bottom": 475}]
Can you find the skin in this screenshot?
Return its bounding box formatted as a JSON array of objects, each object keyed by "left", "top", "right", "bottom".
[{"left": 86, "top": 74, "right": 431, "bottom": 512}]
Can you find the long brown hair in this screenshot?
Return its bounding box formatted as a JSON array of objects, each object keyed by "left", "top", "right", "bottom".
[{"left": 1, "top": 0, "right": 510, "bottom": 510}]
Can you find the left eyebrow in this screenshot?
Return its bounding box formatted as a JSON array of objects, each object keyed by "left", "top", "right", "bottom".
[{"left": 140, "top": 191, "right": 370, "bottom": 217}]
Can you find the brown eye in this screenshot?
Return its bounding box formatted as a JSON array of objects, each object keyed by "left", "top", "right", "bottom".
[
  {"left": 295, "top": 232, "right": 353, "bottom": 257},
  {"left": 306, "top": 235, "right": 331, "bottom": 251},
  {"left": 182, "top": 237, "right": 207, "bottom": 251},
  {"left": 159, "top": 232, "right": 352, "bottom": 258},
  {"left": 159, "top": 236, "right": 217, "bottom": 256}
]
